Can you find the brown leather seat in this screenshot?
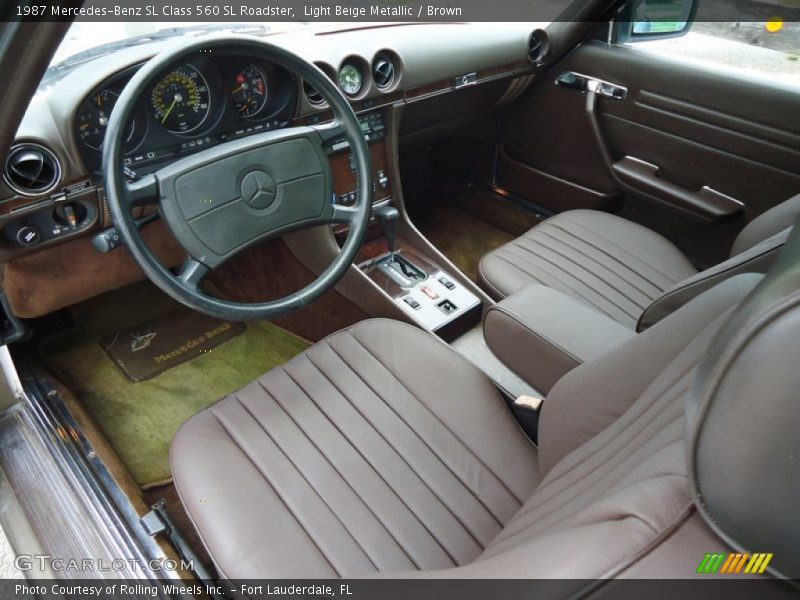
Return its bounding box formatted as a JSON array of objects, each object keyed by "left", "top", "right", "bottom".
[
  {"left": 172, "top": 319, "right": 539, "bottom": 578},
  {"left": 171, "top": 221, "right": 800, "bottom": 582},
  {"left": 478, "top": 195, "right": 800, "bottom": 330}
]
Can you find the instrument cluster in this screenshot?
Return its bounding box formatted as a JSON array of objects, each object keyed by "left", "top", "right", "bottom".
[{"left": 74, "top": 53, "right": 297, "bottom": 176}]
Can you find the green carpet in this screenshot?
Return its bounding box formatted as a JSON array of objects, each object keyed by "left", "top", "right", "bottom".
[{"left": 41, "top": 283, "right": 310, "bottom": 487}]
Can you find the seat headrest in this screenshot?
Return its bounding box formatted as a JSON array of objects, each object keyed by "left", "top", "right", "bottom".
[{"left": 688, "top": 219, "right": 800, "bottom": 580}]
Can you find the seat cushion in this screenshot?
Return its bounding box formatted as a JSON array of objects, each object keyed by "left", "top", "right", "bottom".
[
  {"left": 478, "top": 210, "right": 698, "bottom": 328},
  {"left": 171, "top": 319, "right": 539, "bottom": 579}
]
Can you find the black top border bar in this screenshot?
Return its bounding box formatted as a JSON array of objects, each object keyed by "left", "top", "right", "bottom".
[{"left": 5, "top": 0, "right": 800, "bottom": 23}]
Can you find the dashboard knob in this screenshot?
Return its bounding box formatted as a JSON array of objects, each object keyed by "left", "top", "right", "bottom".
[{"left": 16, "top": 225, "right": 41, "bottom": 247}]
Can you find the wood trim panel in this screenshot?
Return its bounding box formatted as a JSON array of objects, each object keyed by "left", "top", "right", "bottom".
[
  {"left": 330, "top": 138, "right": 390, "bottom": 199},
  {"left": 406, "top": 60, "right": 532, "bottom": 102},
  {"left": 0, "top": 176, "right": 91, "bottom": 216}
]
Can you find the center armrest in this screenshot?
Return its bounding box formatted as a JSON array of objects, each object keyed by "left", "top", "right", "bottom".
[{"left": 484, "top": 284, "right": 635, "bottom": 394}]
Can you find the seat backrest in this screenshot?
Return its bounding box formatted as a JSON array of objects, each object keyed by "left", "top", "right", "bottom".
[
  {"left": 479, "top": 276, "right": 758, "bottom": 579},
  {"left": 730, "top": 193, "right": 800, "bottom": 257},
  {"left": 636, "top": 194, "right": 800, "bottom": 331},
  {"left": 688, "top": 218, "right": 800, "bottom": 580},
  {"left": 637, "top": 230, "right": 789, "bottom": 331}
]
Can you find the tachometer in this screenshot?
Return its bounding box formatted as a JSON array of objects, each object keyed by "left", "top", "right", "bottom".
[
  {"left": 77, "top": 90, "right": 136, "bottom": 151},
  {"left": 150, "top": 64, "right": 211, "bottom": 134},
  {"left": 338, "top": 64, "right": 362, "bottom": 96},
  {"left": 231, "top": 65, "right": 268, "bottom": 118}
]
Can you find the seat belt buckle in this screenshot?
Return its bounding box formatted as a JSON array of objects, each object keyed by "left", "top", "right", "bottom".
[
  {"left": 514, "top": 395, "right": 543, "bottom": 411},
  {"left": 513, "top": 395, "right": 543, "bottom": 444}
]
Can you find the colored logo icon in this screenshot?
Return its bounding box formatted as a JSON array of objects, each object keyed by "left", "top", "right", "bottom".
[{"left": 696, "top": 552, "right": 773, "bottom": 574}]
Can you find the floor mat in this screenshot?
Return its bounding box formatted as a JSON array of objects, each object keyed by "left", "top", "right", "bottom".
[
  {"left": 41, "top": 283, "right": 310, "bottom": 487},
  {"left": 100, "top": 310, "right": 246, "bottom": 382},
  {"left": 414, "top": 205, "right": 515, "bottom": 281}
]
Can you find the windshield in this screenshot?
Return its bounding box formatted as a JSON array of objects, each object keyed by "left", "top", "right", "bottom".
[{"left": 51, "top": 21, "right": 308, "bottom": 67}]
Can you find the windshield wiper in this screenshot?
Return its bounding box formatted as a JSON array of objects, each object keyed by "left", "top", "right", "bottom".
[{"left": 41, "top": 23, "right": 271, "bottom": 87}]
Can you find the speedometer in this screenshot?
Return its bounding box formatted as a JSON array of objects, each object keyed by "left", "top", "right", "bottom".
[{"left": 150, "top": 64, "right": 211, "bottom": 134}]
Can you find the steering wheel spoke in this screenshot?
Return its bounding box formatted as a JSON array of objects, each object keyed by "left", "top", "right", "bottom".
[
  {"left": 177, "top": 258, "right": 210, "bottom": 292},
  {"left": 311, "top": 119, "right": 344, "bottom": 146},
  {"left": 331, "top": 203, "right": 360, "bottom": 224},
  {"left": 123, "top": 174, "right": 159, "bottom": 209}
]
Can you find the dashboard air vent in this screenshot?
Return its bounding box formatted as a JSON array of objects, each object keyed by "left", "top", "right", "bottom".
[
  {"left": 372, "top": 54, "right": 395, "bottom": 90},
  {"left": 528, "top": 29, "right": 549, "bottom": 66},
  {"left": 303, "top": 80, "right": 325, "bottom": 106},
  {"left": 4, "top": 144, "right": 61, "bottom": 196}
]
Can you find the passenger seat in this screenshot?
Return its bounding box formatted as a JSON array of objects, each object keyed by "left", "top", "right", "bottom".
[{"left": 478, "top": 194, "right": 800, "bottom": 330}]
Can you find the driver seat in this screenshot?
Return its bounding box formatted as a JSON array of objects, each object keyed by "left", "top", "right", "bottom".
[{"left": 171, "top": 228, "right": 800, "bottom": 584}]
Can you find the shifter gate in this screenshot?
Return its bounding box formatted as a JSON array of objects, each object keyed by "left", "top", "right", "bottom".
[{"left": 376, "top": 254, "right": 427, "bottom": 287}]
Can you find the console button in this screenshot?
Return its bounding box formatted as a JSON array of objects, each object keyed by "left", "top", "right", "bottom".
[
  {"left": 377, "top": 170, "right": 389, "bottom": 190},
  {"left": 16, "top": 225, "right": 41, "bottom": 247},
  {"left": 438, "top": 277, "right": 456, "bottom": 290},
  {"left": 421, "top": 286, "right": 439, "bottom": 300},
  {"left": 437, "top": 299, "right": 458, "bottom": 315},
  {"left": 403, "top": 296, "right": 421, "bottom": 310}
]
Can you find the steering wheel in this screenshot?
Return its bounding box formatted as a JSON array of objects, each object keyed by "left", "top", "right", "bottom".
[{"left": 103, "top": 36, "right": 373, "bottom": 321}]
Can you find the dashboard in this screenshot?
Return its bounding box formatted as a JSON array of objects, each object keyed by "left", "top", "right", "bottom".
[
  {"left": 0, "top": 23, "right": 542, "bottom": 268},
  {"left": 75, "top": 53, "right": 297, "bottom": 176}
]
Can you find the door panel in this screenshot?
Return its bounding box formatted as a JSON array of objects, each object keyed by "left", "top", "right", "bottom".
[{"left": 499, "top": 39, "right": 800, "bottom": 266}]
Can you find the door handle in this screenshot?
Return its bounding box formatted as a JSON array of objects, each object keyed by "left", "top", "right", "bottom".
[{"left": 555, "top": 72, "right": 627, "bottom": 100}]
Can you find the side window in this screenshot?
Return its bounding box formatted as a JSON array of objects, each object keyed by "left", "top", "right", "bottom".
[{"left": 628, "top": 21, "right": 800, "bottom": 84}]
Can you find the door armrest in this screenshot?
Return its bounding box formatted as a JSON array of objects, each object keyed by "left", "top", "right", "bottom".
[{"left": 612, "top": 155, "right": 744, "bottom": 221}]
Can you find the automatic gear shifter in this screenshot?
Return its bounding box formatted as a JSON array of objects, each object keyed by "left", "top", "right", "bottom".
[
  {"left": 374, "top": 205, "right": 399, "bottom": 258},
  {"left": 373, "top": 205, "right": 426, "bottom": 284}
]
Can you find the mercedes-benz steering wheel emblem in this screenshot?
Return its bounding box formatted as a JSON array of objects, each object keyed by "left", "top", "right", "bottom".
[{"left": 240, "top": 170, "right": 277, "bottom": 209}]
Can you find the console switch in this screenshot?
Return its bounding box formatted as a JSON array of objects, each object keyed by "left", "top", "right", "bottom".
[
  {"left": 437, "top": 299, "right": 458, "bottom": 315},
  {"left": 377, "top": 170, "right": 389, "bottom": 190},
  {"left": 421, "top": 286, "right": 439, "bottom": 300},
  {"left": 438, "top": 277, "right": 456, "bottom": 290},
  {"left": 403, "top": 297, "right": 421, "bottom": 310}
]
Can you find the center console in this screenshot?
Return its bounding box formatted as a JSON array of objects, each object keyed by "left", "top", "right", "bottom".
[
  {"left": 291, "top": 106, "right": 484, "bottom": 338},
  {"left": 354, "top": 204, "right": 481, "bottom": 334},
  {"left": 362, "top": 243, "right": 481, "bottom": 333}
]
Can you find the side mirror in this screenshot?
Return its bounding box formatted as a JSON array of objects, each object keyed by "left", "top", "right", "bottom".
[{"left": 615, "top": 0, "right": 697, "bottom": 43}]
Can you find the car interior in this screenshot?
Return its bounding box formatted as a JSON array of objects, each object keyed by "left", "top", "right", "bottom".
[{"left": 0, "top": 0, "right": 798, "bottom": 591}]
